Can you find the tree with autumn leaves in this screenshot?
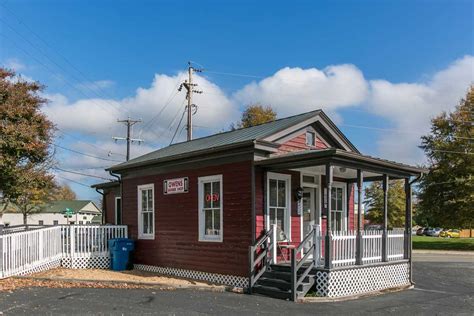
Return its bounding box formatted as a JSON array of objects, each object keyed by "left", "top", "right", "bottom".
[
  {"left": 231, "top": 104, "right": 277, "bottom": 130},
  {"left": 0, "top": 68, "right": 56, "bottom": 223}
]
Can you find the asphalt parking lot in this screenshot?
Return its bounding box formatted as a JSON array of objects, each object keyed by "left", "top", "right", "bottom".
[{"left": 0, "top": 252, "right": 473, "bottom": 315}]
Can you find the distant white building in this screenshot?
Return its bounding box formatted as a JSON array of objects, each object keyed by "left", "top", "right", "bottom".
[{"left": 1, "top": 200, "right": 102, "bottom": 226}]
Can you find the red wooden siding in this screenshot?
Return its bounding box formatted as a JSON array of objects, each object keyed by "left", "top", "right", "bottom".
[
  {"left": 104, "top": 189, "right": 119, "bottom": 224},
  {"left": 121, "top": 160, "right": 253, "bottom": 277},
  {"left": 278, "top": 132, "right": 328, "bottom": 154}
]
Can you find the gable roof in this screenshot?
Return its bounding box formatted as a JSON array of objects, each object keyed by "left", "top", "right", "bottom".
[
  {"left": 108, "top": 109, "right": 358, "bottom": 172},
  {"left": 2, "top": 200, "right": 101, "bottom": 214}
]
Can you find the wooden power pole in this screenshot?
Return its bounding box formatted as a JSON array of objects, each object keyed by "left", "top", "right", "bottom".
[
  {"left": 113, "top": 117, "right": 143, "bottom": 161},
  {"left": 179, "top": 62, "right": 203, "bottom": 141}
]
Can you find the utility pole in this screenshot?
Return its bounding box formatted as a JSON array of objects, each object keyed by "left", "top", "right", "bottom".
[
  {"left": 113, "top": 117, "right": 143, "bottom": 161},
  {"left": 179, "top": 62, "right": 203, "bottom": 141}
]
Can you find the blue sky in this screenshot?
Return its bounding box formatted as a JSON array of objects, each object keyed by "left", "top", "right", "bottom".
[{"left": 1, "top": 0, "right": 473, "bottom": 201}]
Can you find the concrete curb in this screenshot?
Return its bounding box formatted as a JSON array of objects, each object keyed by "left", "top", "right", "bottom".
[
  {"left": 298, "top": 284, "right": 414, "bottom": 303},
  {"left": 13, "top": 275, "right": 244, "bottom": 294},
  {"left": 413, "top": 249, "right": 474, "bottom": 255}
]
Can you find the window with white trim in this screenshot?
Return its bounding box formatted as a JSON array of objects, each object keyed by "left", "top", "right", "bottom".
[
  {"left": 138, "top": 184, "right": 154, "bottom": 239},
  {"left": 306, "top": 131, "right": 315, "bottom": 147},
  {"left": 330, "top": 186, "right": 345, "bottom": 231},
  {"left": 198, "top": 175, "right": 223, "bottom": 242},
  {"left": 267, "top": 173, "right": 291, "bottom": 241}
]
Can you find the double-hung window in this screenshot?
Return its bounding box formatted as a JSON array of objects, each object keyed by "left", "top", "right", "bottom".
[
  {"left": 330, "top": 186, "right": 345, "bottom": 231},
  {"left": 198, "top": 175, "right": 223, "bottom": 242},
  {"left": 267, "top": 173, "right": 291, "bottom": 241},
  {"left": 138, "top": 184, "right": 154, "bottom": 239}
]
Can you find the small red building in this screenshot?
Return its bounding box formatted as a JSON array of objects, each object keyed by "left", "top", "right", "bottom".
[{"left": 93, "top": 110, "right": 424, "bottom": 300}]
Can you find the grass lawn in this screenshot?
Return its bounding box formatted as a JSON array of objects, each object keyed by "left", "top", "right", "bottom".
[{"left": 412, "top": 236, "right": 474, "bottom": 251}]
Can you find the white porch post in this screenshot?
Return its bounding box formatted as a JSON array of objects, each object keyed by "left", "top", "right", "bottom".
[
  {"left": 382, "top": 174, "right": 389, "bottom": 262},
  {"left": 356, "top": 169, "right": 364, "bottom": 265},
  {"left": 271, "top": 223, "right": 277, "bottom": 264}
]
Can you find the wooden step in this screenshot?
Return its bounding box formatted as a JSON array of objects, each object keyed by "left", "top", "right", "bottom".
[
  {"left": 262, "top": 270, "right": 312, "bottom": 283},
  {"left": 252, "top": 284, "right": 292, "bottom": 300},
  {"left": 257, "top": 277, "right": 312, "bottom": 292}
]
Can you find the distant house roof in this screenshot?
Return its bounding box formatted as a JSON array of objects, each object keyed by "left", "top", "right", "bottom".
[
  {"left": 91, "top": 180, "right": 120, "bottom": 190},
  {"left": 2, "top": 200, "right": 101, "bottom": 215},
  {"left": 108, "top": 109, "right": 359, "bottom": 172}
]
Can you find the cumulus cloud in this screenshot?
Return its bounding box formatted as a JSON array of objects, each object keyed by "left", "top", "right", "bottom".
[
  {"left": 367, "top": 55, "right": 474, "bottom": 163},
  {"left": 233, "top": 64, "right": 369, "bottom": 117}
]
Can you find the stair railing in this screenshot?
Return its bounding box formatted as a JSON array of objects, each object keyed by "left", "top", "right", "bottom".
[
  {"left": 248, "top": 224, "right": 277, "bottom": 292},
  {"left": 290, "top": 224, "right": 320, "bottom": 301}
]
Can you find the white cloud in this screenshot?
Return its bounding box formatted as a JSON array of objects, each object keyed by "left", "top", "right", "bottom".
[
  {"left": 233, "top": 64, "right": 369, "bottom": 117},
  {"left": 367, "top": 55, "right": 474, "bottom": 163}
]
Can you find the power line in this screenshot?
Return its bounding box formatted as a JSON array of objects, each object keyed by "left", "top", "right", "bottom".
[
  {"left": 54, "top": 167, "right": 114, "bottom": 181},
  {"left": 0, "top": 32, "right": 122, "bottom": 120},
  {"left": 0, "top": 16, "right": 126, "bottom": 117},
  {"left": 170, "top": 108, "right": 187, "bottom": 145},
  {"left": 431, "top": 149, "right": 474, "bottom": 155},
  {"left": 56, "top": 128, "right": 125, "bottom": 158},
  {"left": 55, "top": 174, "right": 93, "bottom": 188},
  {"left": 52, "top": 143, "right": 124, "bottom": 162},
  {"left": 0, "top": 3, "right": 128, "bottom": 113}
]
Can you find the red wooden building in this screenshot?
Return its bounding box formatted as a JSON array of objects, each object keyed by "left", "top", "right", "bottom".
[{"left": 93, "top": 110, "right": 425, "bottom": 300}]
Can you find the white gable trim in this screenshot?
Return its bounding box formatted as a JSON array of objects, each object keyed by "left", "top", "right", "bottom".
[{"left": 262, "top": 115, "right": 356, "bottom": 152}]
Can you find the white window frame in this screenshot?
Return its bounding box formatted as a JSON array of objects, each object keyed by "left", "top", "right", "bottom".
[
  {"left": 198, "top": 175, "right": 223, "bottom": 242},
  {"left": 137, "top": 183, "right": 155, "bottom": 240},
  {"left": 330, "top": 182, "right": 347, "bottom": 231},
  {"left": 115, "top": 196, "right": 122, "bottom": 225},
  {"left": 266, "top": 172, "right": 292, "bottom": 241},
  {"left": 306, "top": 131, "right": 316, "bottom": 147}
]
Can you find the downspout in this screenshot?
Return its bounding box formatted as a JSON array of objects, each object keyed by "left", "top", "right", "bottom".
[
  {"left": 109, "top": 170, "right": 122, "bottom": 225},
  {"left": 95, "top": 188, "right": 105, "bottom": 224}
]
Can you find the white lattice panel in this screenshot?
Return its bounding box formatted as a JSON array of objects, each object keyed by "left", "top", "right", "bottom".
[
  {"left": 134, "top": 264, "right": 247, "bottom": 288},
  {"left": 61, "top": 256, "right": 110, "bottom": 269},
  {"left": 316, "top": 262, "right": 410, "bottom": 297},
  {"left": 14, "top": 258, "right": 61, "bottom": 277}
]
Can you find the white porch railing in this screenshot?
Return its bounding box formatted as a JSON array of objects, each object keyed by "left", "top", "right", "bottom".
[
  {"left": 311, "top": 229, "right": 405, "bottom": 268},
  {"left": 362, "top": 230, "right": 383, "bottom": 264},
  {"left": 0, "top": 225, "right": 128, "bottom": 278},
  {"left": 387, "top": 229, "right": 405, "bottom": 261},
  {"left": 331, "top": 230, "right": 357, "bottom": 267}
]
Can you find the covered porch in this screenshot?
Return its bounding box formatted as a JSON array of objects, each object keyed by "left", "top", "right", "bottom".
[{"left": 249, "top": 149, "right": 425, "bottom": 300}]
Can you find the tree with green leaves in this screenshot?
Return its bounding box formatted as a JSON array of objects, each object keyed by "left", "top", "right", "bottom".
[
  {"left": 417, "top": 86, "right": 473, "bottom": 228},
  {"left": 364, "top": 180, "right": 406, "bottom": 228},
  {"left": 0, "top": 68, "right": 55, "bottom": 221},
  {"left": 231, "top": 104, "right": 277, "bottom": 130}
]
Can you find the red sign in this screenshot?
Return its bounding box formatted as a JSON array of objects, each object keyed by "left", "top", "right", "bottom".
[
  {"left": 163, "top": 177, "right": 189, "bottom": 194},
  {"left": 205, "top": 193, "right": 220, "bottom": 202}
]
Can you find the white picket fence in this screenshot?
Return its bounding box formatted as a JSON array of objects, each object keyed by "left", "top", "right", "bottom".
[
  {"left": 0, "top": 225, "right": 127, "bottom": 278},
  {"left": 362, "top": 230, "right": 383, "bottom": 264},
  {"left": 387, "top": 229, "right": 405, "bottom": 261}
]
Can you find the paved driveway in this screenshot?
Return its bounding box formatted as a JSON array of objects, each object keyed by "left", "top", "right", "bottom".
[{"left": 0, "top": 252, "right": 473, "bottom": 315}]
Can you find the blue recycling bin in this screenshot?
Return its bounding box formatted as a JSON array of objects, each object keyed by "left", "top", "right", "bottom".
[{"left": 108, "top": 238, "right": 134, "bottom": 271}]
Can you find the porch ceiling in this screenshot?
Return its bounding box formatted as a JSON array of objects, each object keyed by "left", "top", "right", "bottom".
[
  {"left": 294, "top": 165, "right": 381, "bottom": 179},
  {"left": 255, "top": 149, "right": 427, "bottom": 178}
]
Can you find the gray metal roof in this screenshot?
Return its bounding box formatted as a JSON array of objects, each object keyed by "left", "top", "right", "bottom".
[{"left": 109, "top": 109, "right": 323, "bottom": 171}]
